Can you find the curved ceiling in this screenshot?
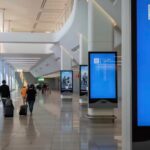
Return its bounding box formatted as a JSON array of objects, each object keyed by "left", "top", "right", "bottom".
[{"left": 0, "top": 0, "right": 72, "bottom": 32}]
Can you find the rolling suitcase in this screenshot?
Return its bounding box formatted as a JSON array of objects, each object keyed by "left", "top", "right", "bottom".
[
  {"left": 19, "top": 105, "right": 27, "bottom": 116},
  {"left": 4, "top": 99, "right": 14, "bottom": 117}
]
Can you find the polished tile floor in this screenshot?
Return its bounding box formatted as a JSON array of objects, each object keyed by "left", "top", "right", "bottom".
[{"left": 0, "top": 91, "right": 121, "bottom": 150}]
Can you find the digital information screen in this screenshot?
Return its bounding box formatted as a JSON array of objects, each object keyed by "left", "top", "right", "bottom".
[
  {"left": 132, "top": 0, "right": 150, "bottom": 143},
  {"left": 80, "top": 65, "right": 88, "bottom": 96},
  {"left": 136, "top": 0, "right": 150, "bottom": 127},
  {"left": 60, "top": 70, "right": 73, "bottom": 93},
  {"left": 89, "top": 52, "right": 117, "bottom": 103}
]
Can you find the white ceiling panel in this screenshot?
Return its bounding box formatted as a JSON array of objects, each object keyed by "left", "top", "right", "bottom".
[
  {"left": 2, "top": 43, "right": 53, "bottom": 54},
  {"left": 0, "top": 0, "right": 73, "bottom": 32},
  {"left": 0, "top": 0, "right": 43, "bottom": 20},
  {"left": 40, "top": 12, "right": 60, "bottom": 21},
  {"left": 1, "top": 43, "right": 54, "bottom": 71},
  {"left": 36, "top": 23, "right": 56, "bottom": 32}
]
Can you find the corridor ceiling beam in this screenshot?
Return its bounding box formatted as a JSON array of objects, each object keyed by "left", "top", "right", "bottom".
[{"left": 0, "top": 32, "right": 59, "bottom": 43}]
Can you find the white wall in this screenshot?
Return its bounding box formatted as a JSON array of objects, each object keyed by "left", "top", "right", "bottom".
[
  {"left": 31, "top": 54, "right": 60, "bottom": 77},
  {"left": 96, "top": 0, "right": 121, "bottom": 28}
]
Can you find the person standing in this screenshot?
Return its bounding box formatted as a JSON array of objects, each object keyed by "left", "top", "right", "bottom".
[
  {"left": 26, "top": 84, "right": 36, "bottom": 115},
  {"left": 0, "top": 80, "right": 10, "bottom": 107},
  {"left": 21, "top": 86, "right": 27, "bottom": 105}
]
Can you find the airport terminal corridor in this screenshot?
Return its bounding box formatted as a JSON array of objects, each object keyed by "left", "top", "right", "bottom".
[
  {"left": 0, "top": 91, "right": 119, "bottom": 150},
  {"left": 0, "top": 0, "right": 143, "bottom": 149}
]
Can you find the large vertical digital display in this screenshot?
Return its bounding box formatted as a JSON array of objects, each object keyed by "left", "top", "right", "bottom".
[
  {"left": 136, "top": 0, "right": 150, "bottom": 126},
  {"left": 132, "top": 0, "right": 150, "bottom": 142},
  {"left": 80, "top": 65, "right": 88, "bottom": 96},
  {"left": 60, "top": 70, "right": 73, "bottom": 93},
  {"left": 89, "top": 52, "right": 117, "bottom": 103}
]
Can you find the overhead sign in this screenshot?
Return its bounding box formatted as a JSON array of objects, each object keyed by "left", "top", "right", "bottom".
[{"left": 38, "top": 77, "right": 44, "bottom": 82}]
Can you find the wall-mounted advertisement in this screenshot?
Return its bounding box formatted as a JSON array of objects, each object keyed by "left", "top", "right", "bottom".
[
  {"left": 132, "top": 0, "right": 150, "bottom": 143},
  {"left": 80, "top": 65, "right": 88, "bottom": 96},
  {"left": 60, "top": 70, "right": 73, "bottom": 93},
  {"left": 89, "top": 52, "right": 117, "bottom": 107}
]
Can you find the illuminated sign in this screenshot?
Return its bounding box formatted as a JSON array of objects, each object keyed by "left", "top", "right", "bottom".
[
  {"left": 89, "top": 52, "right": 117, "bottom": 102},
  {"left": 60, "top": 70, "right": 73, "bottom": 93},
  {"left": 38, "top": 77, "right": 44, "bottom": 82},
  {"left": 80, "top": 65, "right": 88, "bottom": 96},
  {"left": 132, "top": 0, "right": 150, "bottom": 142}
]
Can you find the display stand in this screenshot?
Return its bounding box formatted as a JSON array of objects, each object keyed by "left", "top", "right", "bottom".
[
  {"left": 60, "top": 46, "right": 73, "bottom": 102},
  {"left": 79, "top": 34, "right": 88, "bottom": 105},
  {"left": 87, "top": 108, "right": 116, "bottom": 123},
  {"left": 87, "top": 0, "right": 116, "bottom": 123},
  {"left": 79, "top": 96, "right": 88, "bottom": 105},
  {"left": 61, "top": 94, "right": 73, "bottom": 101}
]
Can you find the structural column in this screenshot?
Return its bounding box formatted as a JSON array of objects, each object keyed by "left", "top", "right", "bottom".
[
  {"left": 122, "top": 0, "right": 131, "bottom": 149},
  {"left": 79, "top": 34, "right": 88, "bottom": 104},
  {"left": 79, "top": 34, "right": 88, "bottom": 65},
  {"left": 1, "top": 60, "right": 5, "bottom": 80},
  {"left": 11, "top": 69, "right": 15, "bottom": 90},
  {"left": 9, "top": 66, "right": 13, "bottom": 91},
  {"left": 0, "top": 59, "right": 3, "bottom": 84},
  {"left": 60, "top": 46, "right": 73, "bottom": 100},
  {"left": 88, "top": 0, "right": 114, "bottom": 116}
]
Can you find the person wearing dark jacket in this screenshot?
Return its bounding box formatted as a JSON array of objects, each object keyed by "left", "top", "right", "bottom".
[
  {"left": 26, "top": 84, "right": 36, "bottom": 115},
  {"left": 0, "top": 80, "right": 10, "bottom": 107}
]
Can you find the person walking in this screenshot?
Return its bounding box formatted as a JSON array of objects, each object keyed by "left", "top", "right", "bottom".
[
  {"left": 21, "top": 86, "right": 27, "bottom": 105},
  {"left": 0, "top": 80, "right": 10, "bottom": 107},
  {"left": 26, "top": 84, "right": 36, "bottom": 115}
]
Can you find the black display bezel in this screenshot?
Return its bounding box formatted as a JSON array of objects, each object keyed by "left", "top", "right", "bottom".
[
  {"left": 88, "top": 51, "right": 118, "bottom": 104},
  {"left": 60, "top": 70, "right": 73, "bottom": 93},
  {"left": 132, "top": 0, "right": 150, "bottom": 142}
]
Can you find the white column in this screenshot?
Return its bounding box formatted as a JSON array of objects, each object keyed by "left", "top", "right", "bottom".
[
  {"left": 88, "top": 0, "right": 113, "bottom": 52},
  {"left": 7, "top": 64, "right": 10, "bottom": 87},
  {"left": 12, "top": 69, "right": 15, "bottom": 90},
  {"left": 88, "top": 0, "right": 114, "bottom": 116},
  {"left": 79, "top": 34, "right": 88, "bottom": 65},
  {"left": 61, "top": 46, "right": 72, "bottom": 70},
  {"left": 61, "top": 46, "right": 73, "bottom": 99},
  {"left": 5, "top": 63, "right": 9, "bottom": 85},
  {"left": 9, "top": 66, "right": 13, "bottom": 91},
  {"left": 79, "top": 34, "right": 88, "bottom": 104},
  {"left": 0, "top": 60, "right": 2, "bottom": 85},
  {"left": 2, "top": 60, "right": 5, "bottom": 80},
  {"left": 122, "top": 0, "right": 131, "bottom": 149}
]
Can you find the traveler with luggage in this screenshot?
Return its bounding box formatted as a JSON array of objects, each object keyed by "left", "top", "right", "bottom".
[
  {"left": 21, "top": 86, "right": 27, "bottom": 105},
  {"left": 0, "top": 80, "right": 14, "bottom": 117},
  {"left": 19, "top": 86, "right": 28, "bottom": 116},
  {"left": 26, "top": 84, "right": 37, "bottom": 115},
  {"left": 0, "top": 80, "right": 11, "bottom": 107}
]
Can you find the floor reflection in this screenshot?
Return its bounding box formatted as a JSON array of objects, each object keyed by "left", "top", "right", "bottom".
[
  {"left": 60, "top": 101, "right": 73, "bottom": 132},
  {"left": 0, "top": 91, "right": 119, "bottom": 150}
]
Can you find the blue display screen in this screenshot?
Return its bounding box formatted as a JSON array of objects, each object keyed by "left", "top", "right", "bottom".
[
  {"left": 89, "top": 53, "right": 117, "bottom": 100},
  {"left": 61, "top": 71, "right": 73, "bottom": 91},
  {"left": 137, "top": 0, "right": 150, "bottom": 126}
]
